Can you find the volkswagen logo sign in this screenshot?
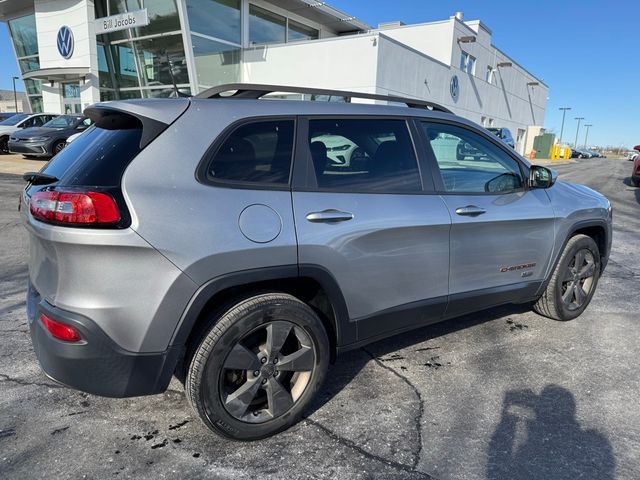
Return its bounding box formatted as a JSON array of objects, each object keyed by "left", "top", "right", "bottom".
[
  {"left": 450, "top": 75, "right": 460, "bottom": 102},
  {"left": 57, "top": 26, "right": 74, "bottom": 59}
]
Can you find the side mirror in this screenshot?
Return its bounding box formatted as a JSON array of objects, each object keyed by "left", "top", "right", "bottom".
[{"left": 529, "top": 165, "right": 557, "bottom": 188}]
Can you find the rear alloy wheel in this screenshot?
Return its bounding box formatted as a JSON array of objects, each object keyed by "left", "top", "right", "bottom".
[
  {"left": 186, "top": 293, "right": 329, "bottom": 440},
  {"left": 534, "top": 234, "right": 600, "bottom": 321}
]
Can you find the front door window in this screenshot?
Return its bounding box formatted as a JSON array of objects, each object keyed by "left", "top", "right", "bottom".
[{"left": 61, "top": 82, "right": 82, "bottom": 114}]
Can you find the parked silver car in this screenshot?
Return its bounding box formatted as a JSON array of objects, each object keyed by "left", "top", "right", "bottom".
[{"left": 22, "top": 84, "right": 612, "bottom": 441}]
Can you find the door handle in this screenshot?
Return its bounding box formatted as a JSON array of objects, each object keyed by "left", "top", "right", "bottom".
[
  {"left": 455, "top": 205, "right": 486, "bottom": 216},
  {"left": 306, "top": 209, "right": 354, "bottom": 223}
]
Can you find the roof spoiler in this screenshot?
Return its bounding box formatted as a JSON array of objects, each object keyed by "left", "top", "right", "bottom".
[{"left": 84, "top": 99, "right": 190, "bottom": 149}]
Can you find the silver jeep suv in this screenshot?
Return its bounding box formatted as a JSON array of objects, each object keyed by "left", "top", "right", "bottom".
[{"left": 22, "top": 84, "right": 612, "bottom": 441}]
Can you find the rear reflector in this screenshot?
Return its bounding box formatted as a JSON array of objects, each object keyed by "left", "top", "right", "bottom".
[
  {"left": 30, "top": 190, "right": 120, "bottom": 226},
  {"left": 39, "top": 314, "right": 82, "bottom": 342}
]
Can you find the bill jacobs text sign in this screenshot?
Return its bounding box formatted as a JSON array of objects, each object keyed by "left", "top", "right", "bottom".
[{"left": 96, "top": 9, "right": 149, "bottom": 34}]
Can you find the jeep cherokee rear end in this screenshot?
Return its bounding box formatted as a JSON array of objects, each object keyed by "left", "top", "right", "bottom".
[{"left": 22, "top": 85, "right": 611, "bottom": 440}]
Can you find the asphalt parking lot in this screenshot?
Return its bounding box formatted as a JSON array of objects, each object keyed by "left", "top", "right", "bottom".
[{"left": 1, "top": 157, "right": 638, "bottom": 479}]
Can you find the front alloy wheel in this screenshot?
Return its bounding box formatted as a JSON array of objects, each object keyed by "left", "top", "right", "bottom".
[
  {"left": 534, "top": 234, "right": 601, "bottom": 321},
  {"left": 186, "top": 293, "right": 329, "bottom": 440},
  {"left": 560, "top": 249, "right": 597, "bottom": 311}
]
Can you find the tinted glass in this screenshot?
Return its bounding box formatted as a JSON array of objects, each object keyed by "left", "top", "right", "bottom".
[
  {"left": 187, "top": 0, "right": 241, "bottom": 44},
  {"left": 422, "top": 122, "right": 523, "bottom": 194},
  {"left": 208, "top": 120, "right": 294, "bottom": 185},
  {"left": 24, "top": 79, "right": 42, "bottom": 95},
  {"left": 192, "top": 35, "right": 241, "bottom": 87},
  {"left": 249, "top": 5, "right": 285, "bottom": 45},
  {"left": 8, "top": 14, "right": 38, "bottom": 57},
  {"left": 288, "top": 20, "right": 318, "bottom": 42},
  {"left": 18, "top": 57, "right": 40, "bottom": 72},
  {"left": 44, "top": 116, "right": 83, "bottom": 128},
  {"left": 309, "top": 119, "right": 421, "bottom": 192},
  {"left": 102, "top": 0, "right": 180, "bottom": 40},
  {"left": 0, "top": 113, "right": 29, "bottom": 126},
  {"left": 42, "top": 126, "right": 143, "bottom": 186},
  {"left": 30, "top": 97, "right": 43, "bottom": 113}
]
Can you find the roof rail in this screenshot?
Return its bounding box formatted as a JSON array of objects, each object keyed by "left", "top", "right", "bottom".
[{"left": 195, "top": 83, "right": 453, "bottom": 114}]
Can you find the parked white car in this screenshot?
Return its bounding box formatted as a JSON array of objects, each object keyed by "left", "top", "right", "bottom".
[{"left": 0, "top": 113, "right": 57, "bottom": 153}]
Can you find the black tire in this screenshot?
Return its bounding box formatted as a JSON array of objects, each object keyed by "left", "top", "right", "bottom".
[
  {"left": 0, "top": 136, "right": 8, "bottom": 154},
  {"left": 186, "top": 293, "right": 330, "bottom": 441},
  {"left": 534, "top": 234, "right": 600, "bottom": 321},
  {"left": 632, "top": 177, "right": 640, "bottom": 187}
]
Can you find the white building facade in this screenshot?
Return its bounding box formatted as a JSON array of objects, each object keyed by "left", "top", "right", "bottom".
[{"left": 0, "top": 0, "right": 547, "bottom": 154}]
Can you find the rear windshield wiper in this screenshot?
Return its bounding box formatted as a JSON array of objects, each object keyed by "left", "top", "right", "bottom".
[{"left": 22, "top": 172, "right": 58, "bottom": 185}]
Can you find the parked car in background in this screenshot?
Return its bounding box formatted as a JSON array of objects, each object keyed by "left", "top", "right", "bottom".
[
  {"left": 64, "top": 124, "right": 95, "bottom": 146},
  {"left": 22, "top": 84, "right": 612, "bottom": 441},
  {"left": 8, "top": 115, "right": 93, "bottom": 158},
  {"left": 0, "top": 113, "right": 57, "bottom": 153},
  {"left": 627, "top": 151, "right": 638, "bottom": 161},
  {"left": 632, "top": 146, "right": 640, "bottom": 186},
  {"left": 486, "top": 127, "right": 516, "bottom": 149},
  {"left": 0, "top": 112, "right": 17, "bottom": 122}
]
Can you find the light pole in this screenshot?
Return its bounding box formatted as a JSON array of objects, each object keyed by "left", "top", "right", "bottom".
[
  {"left": 574, "top": 117, "right": 584, "bottom": 148},
  {"left": 559, "top": 107, "right": 571, "bottom": 144},
  {"left": 583, "top": 124, "right": 592, "bottom": 149},
  {"left": 11, "top": 76, "right": 19, "bottom": 113}
]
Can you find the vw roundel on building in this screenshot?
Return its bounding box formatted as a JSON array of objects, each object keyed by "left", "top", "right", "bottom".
[{"left": 0, "top": 0, "right": 547, "bottom": 154}]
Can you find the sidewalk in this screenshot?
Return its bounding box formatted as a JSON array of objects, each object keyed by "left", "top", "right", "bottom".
[{"left": 0, "top": 154, "right": 47, "bottom": 176}]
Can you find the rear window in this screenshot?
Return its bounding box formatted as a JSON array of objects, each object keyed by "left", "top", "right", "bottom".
[
  {"left": 206, "top": 119, "right": 295, "bottom": 186},
  {"left": 42, "top": 126, "right": 142, "bottom": 186}
]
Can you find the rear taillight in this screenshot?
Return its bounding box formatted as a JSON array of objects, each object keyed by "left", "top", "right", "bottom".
[
  {"left": 30, "top": 190, "right": 120, "bottom": 226},
  {"left": 39, "top": 314, "right": 82, "bottom": 342}
]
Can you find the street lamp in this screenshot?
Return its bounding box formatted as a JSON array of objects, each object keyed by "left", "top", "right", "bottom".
[
  {"left": 558, "top": 107, "right": 571, "bottom": 144},
  {"left": 574, "top": 117, "right": 585, "bottom": 148},
  {"left": 11, "top": 76, "right": 19, "bottom": 113},
  {"left": 583, "top": 124, "right": 593, "bottom": 149}
]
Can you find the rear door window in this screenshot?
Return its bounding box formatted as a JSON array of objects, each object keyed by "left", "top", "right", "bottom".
[
  {"left": 308, "top": 118, "right": 421, "bottom": 192},
  {"left": 206, "top": 119, "right": 295, "bottom": 186}
]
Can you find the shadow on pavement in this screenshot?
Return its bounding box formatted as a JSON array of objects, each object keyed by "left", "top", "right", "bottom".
[
  {"left": 486, "top": 385, "right": 615, "bottom": 479},
  {"left": 622, "top": 177, "right": 640, "bottom": 204},
  {"left": 308, "top": 302, "right": 532, "bottom": 416}
]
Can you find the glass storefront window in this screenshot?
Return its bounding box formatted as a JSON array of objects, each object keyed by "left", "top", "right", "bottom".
[
  {"left": 118, "top": 89, "right": 143, "bottom": 99},
  {"left": 249, "top": 5, "right": 285, "bottom": 45},
  {"left": 142, "top": 87, "right": 191, "bottom": 98},
  {"left": 100, "top": 90, "right": 117, "bottom": 101},
  {"left": 133, "top": 35, "right": 189, "bottom": 87},
  {"left": 288, "top": 20, "right": 319, "bottom": 42},
  {"left": 18, "top": 57, "right": 40, "bottom": 73},
  {"left": 104, "top": 44, "right": 140, "bottom": 88},
  {"left": 186, "top": 0, "right": 240, "bottom": 44},
  {"left": 29, "top": 96, "right": 43, "bottom": 113},
  {"left": 24, "top": 79, "right": 42, "bottom": 95},
  {"left": 192, "top": 35, "right": 240, "bottom": 88},
  {"left": 97, "top": 44, "right": 115, "bottom": 89},
  {"left": 8, "top": 15, "right": 38, "bottom": 57},
  {"left": 101, "top": 0, "right": 180, "bottom": 40}
]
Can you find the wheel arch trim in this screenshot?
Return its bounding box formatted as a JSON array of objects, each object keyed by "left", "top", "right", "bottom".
[
  {"left": 538, "top": 219, "right": 610, "bottom": 295},
  {"left": 169, "top": 264, "right": 354, "bottom": 350}
]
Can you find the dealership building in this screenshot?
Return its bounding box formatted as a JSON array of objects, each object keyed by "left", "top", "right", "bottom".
[{"left": 0, "top": 0, "right": 548, "bottom": 154}]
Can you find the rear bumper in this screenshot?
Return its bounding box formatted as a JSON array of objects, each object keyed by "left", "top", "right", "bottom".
[
  {"left": 27, "top": 282, "right": 180, "bottom": 398},
  {"left": 8, "top": 141, "right": 50, "bottom": 156}
]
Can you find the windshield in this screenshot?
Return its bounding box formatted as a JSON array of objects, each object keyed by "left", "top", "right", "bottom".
[
  {"left": 43, "top": 115, "right": 83, "bottom": 128},
  {"left": 0, "top": 113, "right": 30, "bottom": 126}
]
